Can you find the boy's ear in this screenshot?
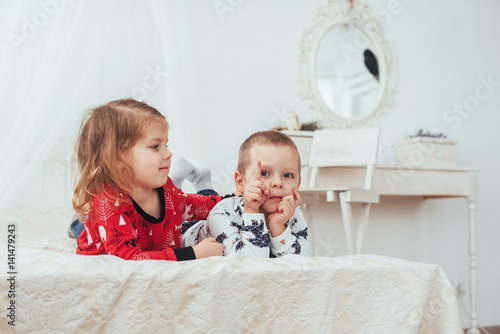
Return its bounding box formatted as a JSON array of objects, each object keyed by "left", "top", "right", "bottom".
[{"left": 234, "top": 171, "right": 245, "bottom": 194}]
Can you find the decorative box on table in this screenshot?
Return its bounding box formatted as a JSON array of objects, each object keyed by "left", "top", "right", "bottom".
[{"left": 395, "top": 137, "right": 457, "bottom": 168}]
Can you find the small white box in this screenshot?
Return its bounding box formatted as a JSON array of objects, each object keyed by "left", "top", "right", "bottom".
[{"left": 395, "top": 137, "right": 457, "bottom": 168}]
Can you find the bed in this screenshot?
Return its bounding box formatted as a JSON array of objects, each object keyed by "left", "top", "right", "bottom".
[{"left": 1, "top": 207, "right": 463, "bottom": 333}]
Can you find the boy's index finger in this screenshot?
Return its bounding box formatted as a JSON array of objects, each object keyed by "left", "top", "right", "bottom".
[
  {"left": 252, "top": 160, "right": 262, "bottom": 181},
  {"left": 293, "top": 189, "right": 302, "bottom": 204}
]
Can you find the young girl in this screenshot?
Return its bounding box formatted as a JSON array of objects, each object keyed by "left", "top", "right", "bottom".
[{"left": 73, "top": 98, "right": 225, "bottom": 261}]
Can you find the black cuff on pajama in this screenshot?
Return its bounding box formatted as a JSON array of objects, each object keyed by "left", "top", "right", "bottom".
[{"left": 173, "top": 246, "right": 196, "bottom": 261}]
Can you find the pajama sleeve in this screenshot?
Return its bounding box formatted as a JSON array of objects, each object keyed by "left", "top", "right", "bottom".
[
  {"left": 270, "top": 207, "right": 311, "bottom": 257},
  {"left": 77, "top": 198, "right": 194, "bottom": 261},
  {"left": 206, "top": 202, "right": 271, "bottom": 258},
  {"left": 180, "top": 193, "right": 222, "bottom": 221}
]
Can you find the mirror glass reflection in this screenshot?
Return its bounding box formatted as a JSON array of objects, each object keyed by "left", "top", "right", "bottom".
[{"left": 315, "top": 25, "right": 379, "bottom": 119}]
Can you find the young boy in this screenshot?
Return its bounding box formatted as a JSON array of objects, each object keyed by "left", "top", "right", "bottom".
[{"left": 182, "top": 130, "right": 311, "bottom": 258}]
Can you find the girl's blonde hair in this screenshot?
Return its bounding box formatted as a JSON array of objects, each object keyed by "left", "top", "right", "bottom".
[{"left": 72, "top": 98, "right": 167, "bottom": 220}]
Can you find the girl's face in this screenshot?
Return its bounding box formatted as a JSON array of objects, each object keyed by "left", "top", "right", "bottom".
[{"left": 124, "top": 120, "right": 172, "bottom": 191}]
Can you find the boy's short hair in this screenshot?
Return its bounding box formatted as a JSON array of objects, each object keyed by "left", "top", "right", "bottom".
[{"left": 238, "top": 130, "right": 301, "bottom": 175}]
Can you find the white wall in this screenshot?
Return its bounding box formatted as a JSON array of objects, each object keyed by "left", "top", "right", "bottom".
[
  {"left": 173, "top": 0, "right": 500, "bottom": 327},
  {"left": 11, "top": 0, "right": 500, "bottom": 327}
]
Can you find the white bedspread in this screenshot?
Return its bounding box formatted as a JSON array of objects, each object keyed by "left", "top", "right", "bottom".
[{"left": 0, "top": 208, "right": 463, "bottom": 333}]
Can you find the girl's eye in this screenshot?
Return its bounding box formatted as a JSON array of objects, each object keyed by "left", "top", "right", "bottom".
[
  {"left": 284, "top": 173, "right": 294, "bottom": 179},
  {"left": 261, "top": 171, "right": 270, "bottom": 177},
  {"left": 152, "top": 145, "right": 159, "bottom": 149}
]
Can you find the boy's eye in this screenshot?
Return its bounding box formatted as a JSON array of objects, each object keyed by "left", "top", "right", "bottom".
[
  {"left": 261, "top": 171, "right": 270, "bottom": 177},
  {"left": 152, "top": 144, "right": 159, "bottom": 149},
  {"left": 284, "top": 173, "right": 294, "bottom": 179}
]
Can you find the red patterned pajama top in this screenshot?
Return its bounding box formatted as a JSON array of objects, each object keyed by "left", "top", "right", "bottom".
[{"left": 77, "top": 178, "right": 221, "bottom": 261}]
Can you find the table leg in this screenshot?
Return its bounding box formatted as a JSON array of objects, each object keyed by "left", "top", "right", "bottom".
[{"left": 466, "top": 200, "right": 479, "bottom": 334}]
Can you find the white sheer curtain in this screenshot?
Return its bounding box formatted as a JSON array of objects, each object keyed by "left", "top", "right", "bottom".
[{"left": 0, "top": 0, "right": 194, "bottom": 211}]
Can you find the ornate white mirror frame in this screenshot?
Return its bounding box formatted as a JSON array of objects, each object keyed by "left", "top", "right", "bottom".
[{"left": 297, "top": 0, "right": 397, "bottom": 128}]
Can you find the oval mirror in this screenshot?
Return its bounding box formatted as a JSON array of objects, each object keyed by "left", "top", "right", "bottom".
[
  {"left": 315, "top": 25, "right": 379, "bottom": 119},
  {"left": 297, "top": 0, "right": 396, "bottom": 128}
]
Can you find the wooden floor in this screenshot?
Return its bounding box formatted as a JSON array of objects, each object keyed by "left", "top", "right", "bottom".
[
  {"left": 464, "top": 326, "right": 500, "bottom": 334},
  {"left": 486, "top": 326, "right": 500, "bottom": 334}
]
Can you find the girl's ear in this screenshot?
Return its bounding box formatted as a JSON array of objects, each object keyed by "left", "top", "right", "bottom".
[
  {"left": 115, "top": 157, "right": 127, "bottom": 172},
  {"left": 234, "top": 171, "right": 245, "bottom": 195},
  {"left": 117, "top": 149, "right": 132, "bottom": 167},
  {"left": 116, "top": 160, "right": 125, "bottom": 170},
  {"left": 116, "top": 150, "right": 132, "bottom": 177}
]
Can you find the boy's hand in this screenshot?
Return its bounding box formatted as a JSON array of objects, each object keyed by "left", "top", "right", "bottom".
[
  {"left": 193, "top": 238, "right": 225, "bottom": 258},
  {"left": 243, "top": 160, "right": 269, "bottom": 213},
  {"left": 268, "top": 189, "right": 301, "bottom": 237}
]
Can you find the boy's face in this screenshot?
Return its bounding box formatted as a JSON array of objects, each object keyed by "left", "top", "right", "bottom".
[{"left": 238, "top": 144, "right": 301, "bottom": 215}]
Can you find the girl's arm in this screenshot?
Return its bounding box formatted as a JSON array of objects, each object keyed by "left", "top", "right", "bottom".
[
  {"left": 77, "top": 199, "right": 194, "bottom": 261},
  {"left": 181, "top": 192, "right": 236, "bottom": 221},
  {"left": 181, "top": 193, "right": 222, "bottom": 221},
  {"left": 166, "top": 178, "right": 229, "bottom": 221}
]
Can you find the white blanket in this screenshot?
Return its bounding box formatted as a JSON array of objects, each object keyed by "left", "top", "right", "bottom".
[{"left": 0, "top": 208, "right": 463, "bottom": 333}]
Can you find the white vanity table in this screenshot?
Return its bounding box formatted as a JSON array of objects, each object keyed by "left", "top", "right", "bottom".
[
  {"left": 294, "top": 0, "right": 480, "bottom": 332},
  {"left": 289, "top": 131, "right": 480, "bottom": 333}
]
